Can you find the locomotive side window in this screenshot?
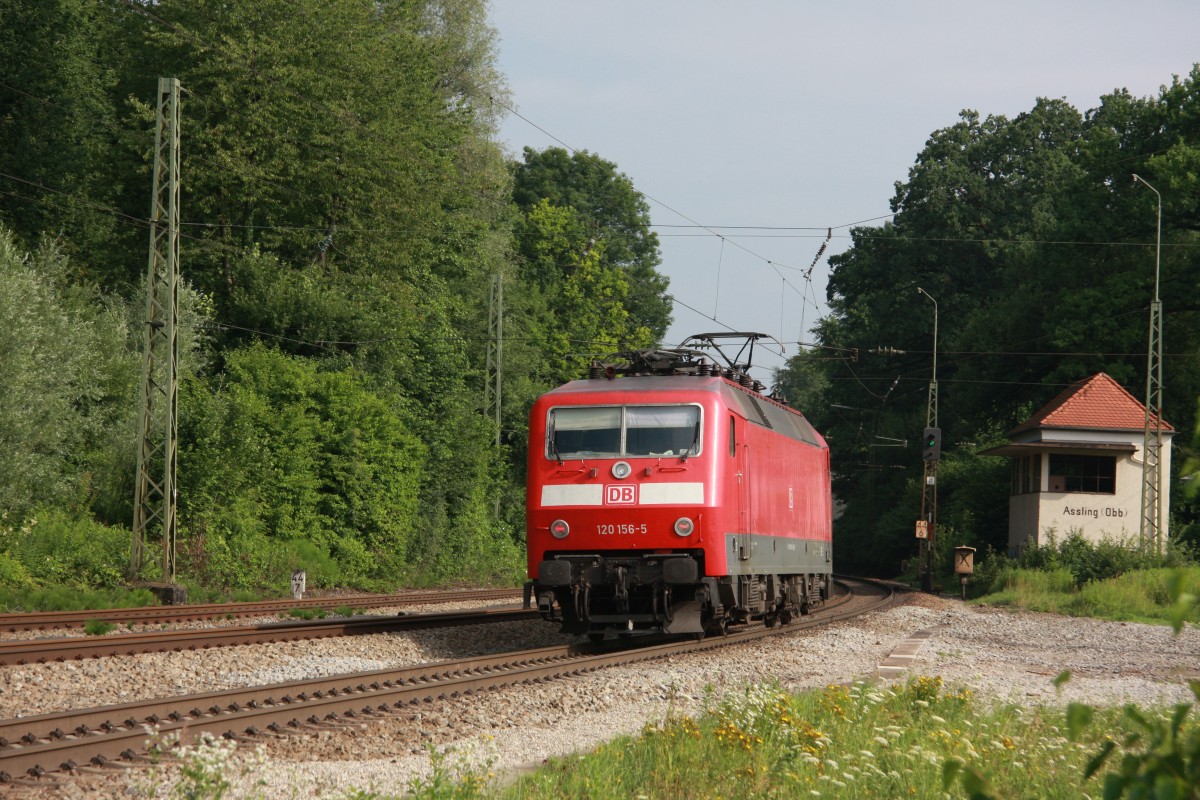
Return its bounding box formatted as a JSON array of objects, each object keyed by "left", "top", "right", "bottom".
[
  {"left": 729, "top": 415, "right": 736, "bottom": 457},
  {"left": 547, "top": 405, "right": 701, "bottom": 460}
]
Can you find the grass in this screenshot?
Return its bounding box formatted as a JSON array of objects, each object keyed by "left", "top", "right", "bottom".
[
  {"left": 0, "top": 585, "right": 158, "bottom": 612},
  {"left": 286, "top": 607, "right": 328, "bottom": 620},
  {"left": 972, "top": 566, "right": 1200, "bottom": 625},
  {"left": 380, "top": 676, "right": 1182, "bottom": 800},
  {"left": 82, "top": 618, "right": 116, "bottom": 636}
]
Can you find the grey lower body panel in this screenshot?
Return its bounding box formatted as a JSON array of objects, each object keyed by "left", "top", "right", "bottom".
[{"left": 724, "top": 533, "right": 832, "bottom": 575}]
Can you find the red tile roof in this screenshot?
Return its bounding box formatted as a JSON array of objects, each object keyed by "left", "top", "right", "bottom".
[{"left": 1010, "top": 372, "right": 1173, "bottom": 435}]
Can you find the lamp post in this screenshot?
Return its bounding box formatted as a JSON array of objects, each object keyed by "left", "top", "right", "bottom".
[
  {"left": 916, "top": 287, "right": 938, "bottom": 592},
  {"left": 1132, "top": 174, "right": 1164, "bottom": 551}
]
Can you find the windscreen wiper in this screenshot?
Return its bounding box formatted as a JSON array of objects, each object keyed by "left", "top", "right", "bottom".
[
  {"left": 682, "top": 420, "right": 700, "bottom": 462},
  {"left": 548, "top": 419, "right": 564, "bottom": 465}
]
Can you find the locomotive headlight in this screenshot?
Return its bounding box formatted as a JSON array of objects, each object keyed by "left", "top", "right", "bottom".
[
  {"left": 611, "top": 461, "right": 632, "bottom": 479},
  {"left": 673, "top": 517, "right": 695, "bottom": 537},
  {"left": 550, "top": 519, "right": 570, "bottom": 539}
]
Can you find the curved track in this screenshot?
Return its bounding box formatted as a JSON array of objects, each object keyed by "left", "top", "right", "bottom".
[{"left": 0, "top": 577, "right": 893, "bottom": 784}]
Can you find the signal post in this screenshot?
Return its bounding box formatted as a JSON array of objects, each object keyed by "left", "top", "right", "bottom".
[
  {"left": 915, "top": 287, "right": 939, "bottom": 593},
  {"left": 918, "top": 427, "right": 940, "bottom": 592}
]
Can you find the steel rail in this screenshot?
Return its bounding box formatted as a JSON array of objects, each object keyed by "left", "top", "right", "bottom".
[
  {"left": 0, "top": 589, "right": 523, "bottom": 632},
  {"left": 0, "top": 577, "right": 892, "bottom": 782},
  {"left": 0, "top": 606, "right": 537, "bottom": 666}
]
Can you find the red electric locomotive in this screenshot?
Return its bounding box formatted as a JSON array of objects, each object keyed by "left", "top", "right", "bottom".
[{"left": 524, "top": 333, "right": 832, "bottom": 638}]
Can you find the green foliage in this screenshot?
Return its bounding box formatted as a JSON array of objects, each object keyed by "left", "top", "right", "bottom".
[
  {"left": 287, "top": 608, "right": 318, "bottom": 621},
  {"left": 0, "top": 584, "right": 155, "bottom": 613},
  {"left": 810, "top": 70, "right": 1200, "bottom": 577},
  {"left": 505, "top": 677, "right": 1103, "bottom": 799},
  {"left": 1052, "top": 580, "right": 1200, "bottom": 800},
  {"left": 1088, "top": 693, "right": 1200, "bottom": 800},
  {"left": 0, "top": 0, "right": 132, "bottom": 276},
  {"left": 0, "top": 0, "right": 668, "bottom": 600},
  {"left": 511, "top": 146, "right": 671, "bottom": 342},
  {"left": 0, "top": 508, "right": 132, "bottom": 591},
  {"left": 0, "top": 230, "right": 139, "bottom": 519},
  {"left": 974, "top": 565, "right": 1200, "bottom": 626},
  {"left": 181, "top": 345, "right": 427, "bottom": 589},
  {"left": 83, "top": 619, "right": 116, "bottom": 636},
  {"left": 977, "top": 532, "right": 1197, "bottom": 591}
]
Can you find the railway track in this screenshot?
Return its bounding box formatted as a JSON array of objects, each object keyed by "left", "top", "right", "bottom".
[
  {"left": 0, "top": 577, "right": 893, "bottom": 785},
  {"left": 0, "top": 588, "right": 522, "bottom": 632},
  {"left": 0, "top": 606, "right": 537, "bottom": 666}
]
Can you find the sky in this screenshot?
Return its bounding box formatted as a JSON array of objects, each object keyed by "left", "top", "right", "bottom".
[{"left": 488, "top": 1, "right": 1200, "bottom": 378}]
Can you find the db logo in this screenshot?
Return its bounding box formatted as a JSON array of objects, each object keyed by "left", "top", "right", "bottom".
[{"left": 605, "top": 484, "right": 638, "bottom": 505}]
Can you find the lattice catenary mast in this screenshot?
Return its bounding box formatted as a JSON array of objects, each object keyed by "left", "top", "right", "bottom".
[{"left": 129, "top": 77, "right": 181, "bottom": 583}]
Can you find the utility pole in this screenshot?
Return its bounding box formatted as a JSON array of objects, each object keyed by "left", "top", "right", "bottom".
[
  {"left": 484, "top": 273, "right": 504, "bottom": 517},
  {"left": 129, "top": 77, "right": 182, "bottom": 599},
  {"left": 916, "top": 287, "right": 939, "bottom": 593},
  {"left": 484, "top": 273, "right": 503, "bottom": 449},
  {"left": 1132, "top": 174, "right": 1165, "bottom": 553}
]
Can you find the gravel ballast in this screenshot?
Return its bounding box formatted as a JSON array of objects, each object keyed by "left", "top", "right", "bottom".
[{"left": 8, "top": 593, "right": 1199, "bottom": 798}]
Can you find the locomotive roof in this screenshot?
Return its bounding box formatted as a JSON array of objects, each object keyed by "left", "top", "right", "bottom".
[{"left": 543, "top": 375, "right": 826, "bottom": 449}]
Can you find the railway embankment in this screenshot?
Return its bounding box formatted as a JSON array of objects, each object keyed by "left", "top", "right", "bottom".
[{"left": 8, "top": 590, "right": 1195, "bottom": 797}]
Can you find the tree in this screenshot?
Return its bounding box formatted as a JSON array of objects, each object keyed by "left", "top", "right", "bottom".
[
  {"left": 512, "top": 146, "right": 672, "bottom": 341},
  {"left": 0, "top": 228, "right": 137, "bottom": 518},
  {"left": 0, "top": 0, "right": 137, "bottom": 279},
  {"left": 815, "top": 74, "right": 1200, "bottom": 575}
]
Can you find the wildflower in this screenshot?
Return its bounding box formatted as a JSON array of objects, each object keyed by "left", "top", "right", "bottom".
[
  {"left": 859, "top": 750, "right": 876, "bottom": 759},
  {"left": 872, "top": 736, "right": 889, "bottom": 746},
  {"left": 931, "top": 715, "right": 947, "bottom": 723}
]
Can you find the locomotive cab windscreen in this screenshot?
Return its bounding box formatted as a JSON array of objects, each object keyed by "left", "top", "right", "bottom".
[{"left": 547, "top": 405, "right": 701, "bottom": 460}]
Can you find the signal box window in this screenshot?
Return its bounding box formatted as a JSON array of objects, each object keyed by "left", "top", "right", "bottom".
[
  {"left": 1047, "top": 454, "right": 1115, "bottom": 494},
  {"left": 1010, "top": 455, "right": 1041, "bottom": 495},
  {"left": 548, "top": 405, "right": 701, "bottom": 459}
]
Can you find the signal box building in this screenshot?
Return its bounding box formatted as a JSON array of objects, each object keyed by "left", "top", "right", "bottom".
[{"left": 981, "top": 373, "right": 1173, "bottom": 555}]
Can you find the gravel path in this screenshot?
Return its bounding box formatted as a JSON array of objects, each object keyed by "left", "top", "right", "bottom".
[{"left": 9, "top": 592, "right": 1199, "bottom": 798}]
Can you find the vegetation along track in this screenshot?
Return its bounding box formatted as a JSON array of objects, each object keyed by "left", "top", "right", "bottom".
[
  {"left": 0, "top": 589, "right": 522, "bottom": 632},
  {"left": 0, "top": 577, "right": 891, "bottom": 784},
  {"left": 0, "top": 606, "right": 537, "bottom": 666}
]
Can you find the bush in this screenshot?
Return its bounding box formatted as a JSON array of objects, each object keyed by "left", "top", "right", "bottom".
[
  {"left": 1002, "top": 531, "right": 1197, "bottom": 589},
  {"left": 179, "top": 345, "right": 427, "bottom": 589},
  {"left": 2, "top": 508, "right": 130, "bottom": 589}
]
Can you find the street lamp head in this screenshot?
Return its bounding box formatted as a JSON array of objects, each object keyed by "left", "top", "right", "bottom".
[{"left": 1132, "top": 173, "right": 1161, "bottom": 199}]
